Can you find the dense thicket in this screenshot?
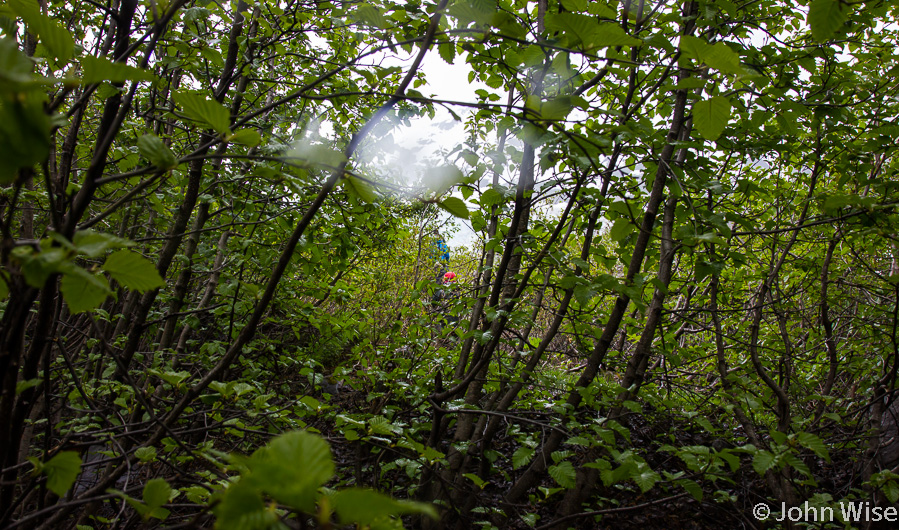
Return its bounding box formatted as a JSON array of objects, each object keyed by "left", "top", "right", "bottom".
[{"left": 1, "top": 0, "right": 899, "bottom": 529}]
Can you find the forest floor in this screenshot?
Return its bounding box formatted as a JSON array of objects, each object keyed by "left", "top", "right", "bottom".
[{"left": 304, "top": 378, "right": 870, "bottom": 529}]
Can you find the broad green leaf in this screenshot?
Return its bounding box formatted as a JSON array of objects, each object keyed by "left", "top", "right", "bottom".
[
  {"left": 80, "top": 56, "right": 155, "bottom": 84},
  {"left": 634, "top": 468, "right": 660, "bottom": 492},
  {"left": 679, "top": 479, "right": 703, "bottom": 501},
  {"left": 808, "top": 0, "right": 849, "bottom": 42},
  {"left": 228, "top": 129, "right": 261, "bottom": 148},
  {"left": 545, "top": 14, "right": 639, "bottom": 50},
  {"left": 344, "top": 175, "right": 378, "bottom": 203},
  {"left": 752, "top": 450, "right": 777, "bottom": 475},
  {"left": 548, "top": 461, "right": 576, "bottom": 488},
  {"left": 480, "top": 187, "right": 504, "bottom": 208},
  {"left": 463, "top": 473, "right": 487, "bottom": 488},
  {"left": 591, "top": 23, "right": 641, "bottom": 47},
  {"left": 512, "top": 447, "right": 534, "bottom": 469},
  {"left": 101, "top": 250, "right": 166, "bottom": 292},
  {"left": 438, "top": 197, "right": 469, "bottom": 219},
  {"left": 143, "top": 478, "right": 172, "bottom": 508},
  {"left": 9, "top": 0, "right": 74, "bottom": 64},
  {"left": 884, "top": 480, "right": 899, "bottom": 504},
  {"left": 679, "top": 37, "right": 742, "bottom": 74},
  {"left": 59, "top": 264, "right": 112, "bottom": 314},
  {"left": 695, "top": 260, "right": 724, "bottom": 282},
  {"left": 438, "top": 42, "right": 455, "bottom": 64},
  {"left": 16, "top": 378, "right": 41, "bottom": 395},
  {"left": 609, "top": 218, "right": 633, "bottom": 242},
  {"left": 73, "top": 230, "right": 134, "bottom": 258},
  {"left": 213, "top": 480, "right": 278, "bottom": 530},
  {"left": 795, "top": 432, "right": 830, "bottom": 462},
  {"left": 0, "top": 36, "right": 39, "bottom": 91},
  {"left": 427, "top": 165, "right": 465, "bottom": 195},
  {"left": 334, "top": 488, "right": 437, "bottom": 527},
  {"left": 541, "top": 96, "right": 573, "bottom": 120},
  {"left": 137, "top": 134, "right": 177, "bottom": 170},
  {"left": 354, "top": 4, "right": 389, "bottom": 29},
  {"left": 247, "top": 431, "right": 334, "bottom": 513},
  {"left": 0, "top": 90, "right": 53, "bottom": 183},
  {"left": 544, "top": 12, "right": 596, "bottom": 46},
  {"left": 693, "top": 96, "right": 732, "bottom": 141},
  {"left": 703, "top": 43, "right": 742, "bottom": 74},
  {"left": 135, "top": 447, "right": 157, "bottom": 463},
  {"left": 679, "top": 35, "right": 708, "bottom": 59},
  {"left": 0, "top": 272, "right": 8, "bottom": 300},
  {"left": 285, "top": 142, "right": 347, "bottom": 168},
  {"left": 41, "top": 451, "right": 82, "bottom": 497},
  {"left": 174, "top": 91, "right": 231, "bottom": 135},
  {"left": 14, "top": 247, "right": 65, "bottom": 287},
  {"left": 782, "top": 453, "right": 812, "bottom": 477}
]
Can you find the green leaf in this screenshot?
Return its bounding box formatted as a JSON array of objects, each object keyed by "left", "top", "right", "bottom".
[
  {"left": 679, "top": 479, "right": 703, "bottom": 501},
  {"left": 9, "top": 0, "right": 75, "bottom": 64},
  {"left": 609, "top": 218, "right": 633, "bottom": 242},
  {"left": 678, "top": 35, "right": 708, "bottom": 59},
  {"left": 883, "top": 480, "right": 899, "bottom": 504},
  {"left": 344, "top": 175, "right": 378, "bottom": 203},
  {"left": 438, "top": 42, "right": 455, "bottom": 64},
  {"left": 545, "top": 14, "right": 639, "bottom": 50},
  {"left": 228, "top": 129, "right": 261, "bottom": 148},
  {"left": 59, "top": 265, "right": 112, "bottom": 314},
  {"left": 591, "top": 23, "right": 641, "bottom": 47},
  {"left": 512, "top": 447, "right": 534, "bottom": 469},
  {"left": 548, "top": 461, "right": 576, "bottom": 488},
  {"left": 695, "top": 260, "right": 724, "bottom": 282},
  {"left": 808, "top": 0, "right": 850, "bottom": 43},
  {"left": 480, "top": 187, "right": 505, "bottom": 208},
  {"left": 782, "top": 453, "right": 812, "bottom": 478},
  {"left": 285, "top": 142, "right": 347, "bottom": 168},
  {"left": 80, "top": 56, "right": 155, "bottom": 84},
  {"left": 135, "top": 447, "right": 157, "bottom": 463},
  {"left": 16, "top": 378, "right": 41, "bottom": 395},
  {"left": 101, "top": 250, "right": 165, "bottom": 292},
  {"left": 14, "top": 247, "right": 65, "bottom": 287},
  {"left": 143, "top": 478, "right": 172, "bottom": 508},
  {"left": 0, "top": 90, "right": 53, "bottom": 183},
  {"left": 41, "top": 451, "right": 82, "bottom": 497},
  {"left": 679, "top": 37, "right": 742, "bottom": 74},
  {"left": 703, "top": 43, "right": 742, "bottom": 75},
  {"left": 137, "top": 134, "right": 177, "bottom": 170},
  {"left": 438, "top": 197, "right": 470, "bottom": 219},
  {"left": 213, "top": 479, "right": 277, "bottom": 530},
  {"left": 752, "top": 450, "right": 777, "bottom": 475},
  {"left": 693, "top": 96, "right": 732, "bottom": 141},
  {"left": 73, "top": 230, "right": 134, "bottom": 258},
  {"left": 795, "top": 432, "right": 830, "bottom": 462},
  {"left": 334, "top": 488, "right": 438, "bottom": 527},
  {"left": 541, "top": 96, "right": 573, "bottom": 120},
  {"left": 354, "top": 4, "right": 389, "bottom": 29},
  {"left": 173, "top": 91, "right": 231, "bottom": 135},
  {"left": 427, "top": 165, "right": 465, "bottom": 195},
  {"left": 246, "top": 431, "right": 334, "bottom": 513},
  {"left": 634, "top": 468, "right": 660, "bottom": 492},
  {"left": 460, "top": 474, "right": 486, "bottom": 493}
]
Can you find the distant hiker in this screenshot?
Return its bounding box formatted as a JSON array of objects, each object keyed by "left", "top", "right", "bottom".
[
  {"left": 433, "top": 271, "right": 459, "bottom": 325},
  {"left": 431, "top": 231, "right": 450, "bottom": 279}
]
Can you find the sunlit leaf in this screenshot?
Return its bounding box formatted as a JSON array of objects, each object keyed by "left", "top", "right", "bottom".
[
  {"left": 808, "top": 0, "right": 849, "bottom": 42},
  {"left": 693, "top": 96, "right": 732, "bottom": 140},
  {"left": 101, "top": 250, "right": 165, "bottom": 292}
]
